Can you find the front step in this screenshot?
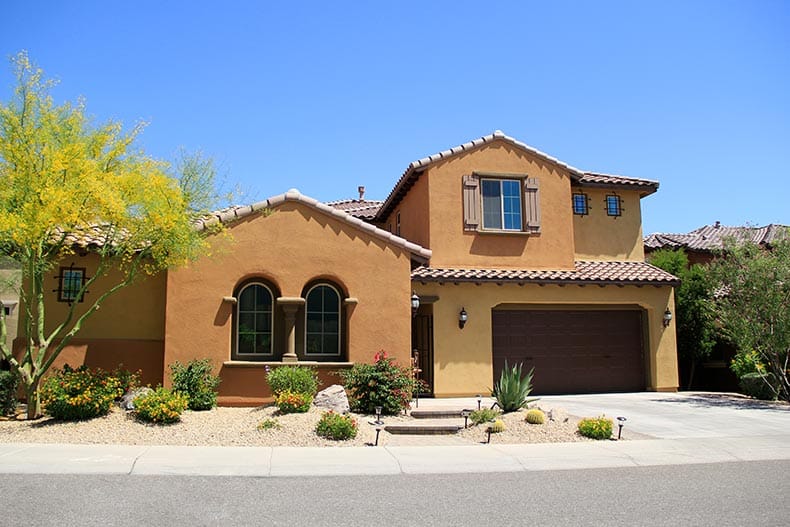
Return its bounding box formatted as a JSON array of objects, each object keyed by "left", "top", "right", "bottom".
[
  {"left": 409, "top": 408, "right": 471, "bottom": 419},
  {"left": 384, "top": 423, "right": 463, "bottom": 435}
]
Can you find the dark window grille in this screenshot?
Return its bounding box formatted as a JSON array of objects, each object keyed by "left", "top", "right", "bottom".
[
  {"left": 572, "top": 193, "right": 589, "bottom": 215},
  {"left": 605, "top": 194, "right": 623, "bottom": 217}
]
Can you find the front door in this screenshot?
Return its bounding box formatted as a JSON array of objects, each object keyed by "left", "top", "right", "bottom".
[{"left": 411, "top": 311, "right": 434, "bottom": 396}]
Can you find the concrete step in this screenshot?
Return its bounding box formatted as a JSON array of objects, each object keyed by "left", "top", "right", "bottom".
[
  {"left": 409, "top": 408, "right": 470, "bottom": 419},
  {"left": 384, "top": 422, "right": 463, "bottom": 435}
]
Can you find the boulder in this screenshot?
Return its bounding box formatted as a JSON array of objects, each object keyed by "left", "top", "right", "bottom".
[
  {"left": 546, "top": 407, "right": 569, "bottom": 423},
  {"left": 313, "top": 384, "right": 350, "bottom": 413},
  {"left": 119, "top": 387, "right": 153, "bottom": 411}
]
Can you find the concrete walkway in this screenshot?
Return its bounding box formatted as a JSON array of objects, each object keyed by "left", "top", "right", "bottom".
[{"left": 1, "top": 392, "right": 788, "bottom": 477}]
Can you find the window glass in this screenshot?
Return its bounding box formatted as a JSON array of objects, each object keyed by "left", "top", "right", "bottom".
[
  {"left": 482, "top": 180, "right": 502, "bottom": 229},
  {"left": 236, "top": 283, "right": 273, "bottom": 355},
  {"left": 58, "top": 267, "right": 85, "bottom": 303},
  {"left": 305, "top": 285, "right": 340, "bottom": 355},
  {"left": 482, "top": 179, "right": 522, "bottom": 230},
  {"left": 573, "top": 194, "right": 588, "bottom": 215},
  {"left": 502, "top": 180, "right": 522, "bottom": 230},
  {"left": 606, "top": 195, "right": 622, "bottom": 216}
]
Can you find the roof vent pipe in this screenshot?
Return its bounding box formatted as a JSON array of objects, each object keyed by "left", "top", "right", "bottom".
[
  {"left": 714, "top": 221, "right": 721, "bottom": 228},
  {"left": 358, "top": 186, "right": 365, "bottom": 200}
]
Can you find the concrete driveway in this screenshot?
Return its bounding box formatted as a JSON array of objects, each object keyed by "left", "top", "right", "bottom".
[{"left": 536, "top": 391, "right": 790, "bottom": 439}]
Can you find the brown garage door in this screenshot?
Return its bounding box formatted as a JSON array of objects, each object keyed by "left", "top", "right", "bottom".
[{"left": 492, "top": 309, "right": 645, "bottom": 394}]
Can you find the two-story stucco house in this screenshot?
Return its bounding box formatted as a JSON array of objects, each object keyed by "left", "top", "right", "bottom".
[{"left": 19, "top": 131, "right": 679, "bottom": 405}]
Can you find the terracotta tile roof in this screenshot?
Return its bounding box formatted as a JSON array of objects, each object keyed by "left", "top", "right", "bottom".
[
  {"left": 195, "top": 189, "right": 431, "bottom": 262},
  {"left": 325, "top": 198, "right": 383, "bottom": 220},
  {"left": 644, "top": 223, "right": 789, "bottom": 252},
  {"left": 411, "top": 261, "right": 679, "bottom": 286},
  {"left": 376, "top": 130, "right": 659, "bottom": 221}
]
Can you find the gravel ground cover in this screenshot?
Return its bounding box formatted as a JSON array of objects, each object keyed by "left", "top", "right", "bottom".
[{"left": 0, "top": 403, "right": 646, "bottom": 446}]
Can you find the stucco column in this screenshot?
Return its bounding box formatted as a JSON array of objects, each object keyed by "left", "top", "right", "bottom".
[{"left": 277, "top": 297, "right": 305, "bottom": 363}]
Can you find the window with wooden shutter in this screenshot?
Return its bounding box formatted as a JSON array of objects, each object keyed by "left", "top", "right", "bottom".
[
  {"left": 523, "top": 177, "right": 541, "bottom": 233},
  {"left": 462, "top": 175, "right": 480, "bottom": 231}
]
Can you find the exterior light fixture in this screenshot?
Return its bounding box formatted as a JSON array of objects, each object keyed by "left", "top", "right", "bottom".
[
  {"left": 476, "top": 394, "right": 482, "bottom": 410},
  {"left": 461, "top": 409, "right": 471, "bottom": 429},
  {"left": 374, "top": 424, "right": 383, "bottom": 446},
  {"left": 616, "top": 416, "right": 627, "bottom": 440},
  {"left": 374, "top": 406, "right": 384, "bottom": 425},
  {"left": 459, "top": 307, "right": 468, "bottom": 329},
  {"left": 411, "top": 292, "right": 420, "bottom": 317},
  {"left": 663, "top": 309, "right": 673, "bottom": 328}
]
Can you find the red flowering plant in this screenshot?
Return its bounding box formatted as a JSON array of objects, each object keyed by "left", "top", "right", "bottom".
[{"left": 340, "top": 350, "right": 418, "bottom": 415}]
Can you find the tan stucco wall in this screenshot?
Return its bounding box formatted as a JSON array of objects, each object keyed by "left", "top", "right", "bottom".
[
  {"left": 164, "top": 200, "right": 414, "bottom": 405},
  {"left": 404, "top": 140, "right": 577, "bottom": 269},
  {"left": 415, "top": 281, "right": 678, "bottom": 397},
  {"left": 573, "top": 188, "right": 645, "bottom": 260},
  {"left": 391, "top": 172, "right": 431, "bottom": 249}
]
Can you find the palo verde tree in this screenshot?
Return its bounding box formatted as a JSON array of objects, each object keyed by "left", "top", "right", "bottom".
[
  {"left": 709, "top": 237, "right": 790, "bottom": 402},
  {"left": 0, "top": 52, "right": 219, "bottom": 418},
  {"left": 648, "top": 249, "right": 716, "bottom": 389}
]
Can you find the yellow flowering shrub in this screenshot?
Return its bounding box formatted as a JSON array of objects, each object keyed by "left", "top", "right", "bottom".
[{"left": 134, "top": 387, "right": 188, "bottom": 424}]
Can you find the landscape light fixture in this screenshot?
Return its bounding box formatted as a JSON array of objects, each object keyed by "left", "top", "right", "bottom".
[
  {"left": 459, "top": 307, "right": 468, "bottom": 329},
  {"left": 374, "top": 424, "right": 383, "bottom": 446},
  {"left": 461, "top": 409, "right": 471, "bottom": 429},
  {"left": 663, "top": 309, "right": 673, "bottom": 328},
  {"left": 374, "top": 406, "right": 384, "bottom": 425},
  {"left": 617, "top": 416, "right": 627, "bottom": 440},
  {"left": 476, "top": 395, "right": 482, "bottom": 410},
  {"left": 411, "top": 292, "right": 420, "bottom": 317}
]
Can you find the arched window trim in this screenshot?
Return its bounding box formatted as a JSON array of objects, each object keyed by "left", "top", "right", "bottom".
[
  {"left": 303, "top": 282, "right": 342, "bottom": 358},
  {"left": 234, "top": 281, "right": 275, "bottom": 358}
]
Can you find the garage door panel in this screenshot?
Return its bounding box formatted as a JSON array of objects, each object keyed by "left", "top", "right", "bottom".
[{"left": 492, "top": 309, "right": 644, "bottom": 394}]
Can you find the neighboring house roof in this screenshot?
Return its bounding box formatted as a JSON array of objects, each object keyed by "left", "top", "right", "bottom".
[
  {"left": 196, "top": 189, "right": 431, "bottom": 262},
  {"left": 412, "top": 260, "right": 679, "bottom": 286},
  {"left": 644, "top": 223, "right": 789, "bottom": 253},
  {"left": 325, "top": 198, "right": 383, "bottom": 220},
  {"left": 376, "top": 130, "right": 659, "bottom": 222}
]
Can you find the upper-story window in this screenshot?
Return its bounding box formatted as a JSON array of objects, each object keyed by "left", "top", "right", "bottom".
[
  {"left": 396, "top": 212, "right": 401, "bottom": 236},
  {"left": 463, "top": 173, "right": 540, "bottom": 234},
  {"left": 482, "top": 179, "right": 522, "bottom": 231},
  {"left": 605, "top": 194, "right": 622, "bottom": 217},
  {"left": 572, "top": 193, "right": 589, "bottom": 216},
  {"left": 57, "top": 266, "right": 86, "bottom": 304}
]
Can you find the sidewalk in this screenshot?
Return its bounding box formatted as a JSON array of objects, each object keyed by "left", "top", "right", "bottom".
[{"left": 1, "top": 434, "right": 789, "bottom": 477}]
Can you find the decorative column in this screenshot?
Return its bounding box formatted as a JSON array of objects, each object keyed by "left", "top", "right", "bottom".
[{"left": 277, "top": 297, "right": 305, "bottom": 363}]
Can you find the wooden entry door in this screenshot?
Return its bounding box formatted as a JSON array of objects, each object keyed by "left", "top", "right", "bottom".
[{"left": 412, "top": 313, "right": 434, "bottom": 396}]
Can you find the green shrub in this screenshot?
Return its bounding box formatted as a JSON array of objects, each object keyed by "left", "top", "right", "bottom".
[
  {"left": 578, "top": 416, "right": 613, "bottom": 440},
  {"left": 488, "top": 419, "right": 506, "bottom": 433},
  {"left": 492, "top": 361, "right": 538, "bottom": 413},
  {"left": 134, "top": 387, "right": 188, "bottom": 424},
  {"left": 470, "top": 408, "right": 500, "bottom": 425},
  {"left": 730, "top": 350, "right": 766, "bottom": 378},
  {"left": 275, "top": 390, "right": 313, "bottom": 414},
  {"left": 0, "top": 370, "right": 19, "bottom": 416},
  {"left": 315, "top": 411, "right": 358, "bottom": 440},
  {"left": 739, "top": 372, "right": 778, "bottom": 401},
  {"left": 340, "top": 350, "right": 416, "bottom": 415},
  {"left": 41, "top": 365, "right": 122, "bottom": 421},
  {"left": 525, "top": 408, "right": 546, "bottom": 425},
  {"left": 257, "top": 418, "right": 281, "bottom": 431},
  {"left": 112, "top": 365, "right": 142, "bottom": 397},
  {"left": 266, "top": 365, "right": 319, "bottom": 398},
  {"left": 170, "top": 358, "right": 221, "bottom": 411}
]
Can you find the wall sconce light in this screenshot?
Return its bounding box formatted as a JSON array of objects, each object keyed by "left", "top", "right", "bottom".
[
  {"left": 459, "top": 307, "right": 468, "bottom": 329},
  {"left": 663, "top": 308, "right": 673, "bottom": 328},
  {"left": 411, "top": 291, "right": 420, "bottom": 317}
]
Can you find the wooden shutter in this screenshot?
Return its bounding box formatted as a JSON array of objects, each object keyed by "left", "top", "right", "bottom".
[
  {"left": 523, "top": 177, "right": 541, "bottom": 233},
  {"left": 462, "top": 175, "right": 480, "bottom": 231}
]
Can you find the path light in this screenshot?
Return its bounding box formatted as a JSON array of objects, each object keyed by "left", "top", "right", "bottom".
[
  {"left": 461, "top": 409, "right": 471, "bottom": 429},
  {"left": 374, "top": 424, "right": 383, "bottom": 446},
  {"left": 411, "top": 292, "right": 420, "bottom": 317},
  {"left": 663, "top": 309, "right": 673, "bottom": 328},
  {"left": 617, "top": 416, "right": 627, "bottom": 440},
  {"left": 486, "top": 421, "right": 494, "bottom": 444},
  {"left": 476, "top": 394, "right": 482, "bottom": 410},
  {"left": 374, "top": 406, "right": 383, "bottom": 425},
  {"left": 459, "top": 307, "right": 468, "bottom": 329}
]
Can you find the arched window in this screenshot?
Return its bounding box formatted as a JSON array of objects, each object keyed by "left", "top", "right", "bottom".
[
  {"left": 235, "top": 282, "right": 274, "bottom": 357},
  {"left": 305, "top": 284, "right": 341, "bottom": 356}
]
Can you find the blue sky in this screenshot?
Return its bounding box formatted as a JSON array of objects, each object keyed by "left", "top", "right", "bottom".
[{"left": 1, "top": 1, "right": 788, "bottom": 235}]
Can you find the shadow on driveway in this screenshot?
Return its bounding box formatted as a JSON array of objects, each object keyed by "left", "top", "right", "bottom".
[{"left": 649, "top": 392, "right": 790, "bottom": 413}]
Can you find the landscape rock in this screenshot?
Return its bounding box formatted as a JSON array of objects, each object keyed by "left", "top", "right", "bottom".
[
  {"left": 545, "top": 407, "right": 569, "bottom": 423},
  {"left": 312, "top": 384, "right": 350, "bottom": 413},
  {"left": 119, "top": 387, "right": 153, "bottom": 411}
]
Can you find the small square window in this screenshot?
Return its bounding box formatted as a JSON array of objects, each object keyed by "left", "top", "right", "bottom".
[
  {"left": 57, "top": 267, "right": 86, "bottom": 303},
  {"left": 572, "top": 193, "right": 589, "bottom": 216},
  {"left": 2, "top": 306, "right": 10, "bottom": 316},
  {"left": 605, "top": 195, "right": 622, "bottom": 217}
]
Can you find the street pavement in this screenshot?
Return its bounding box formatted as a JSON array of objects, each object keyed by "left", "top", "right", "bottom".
[{"left": 0, "top": 392, "right": 788, "bottom": 477}]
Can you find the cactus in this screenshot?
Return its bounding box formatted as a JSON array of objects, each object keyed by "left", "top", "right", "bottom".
[
  {"left": 489, "top": 419, "right": 506, "bottom": 433},
  {"left": 525, "top": 408, "right": 546, "bottom": 425}
]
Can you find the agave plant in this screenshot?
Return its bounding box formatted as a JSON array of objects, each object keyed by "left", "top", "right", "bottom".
[{"left": 492, "top": 361, "right": 538, "bottom": 412}]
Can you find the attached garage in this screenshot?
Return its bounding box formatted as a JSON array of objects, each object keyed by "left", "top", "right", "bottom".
[{"left": 492, "top": 308, "right": 646, "bottom": 394}]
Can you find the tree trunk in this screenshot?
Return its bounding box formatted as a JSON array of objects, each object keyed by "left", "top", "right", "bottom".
[{"left": 25, "top": 379, "right": 41, "bottom": 420}]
